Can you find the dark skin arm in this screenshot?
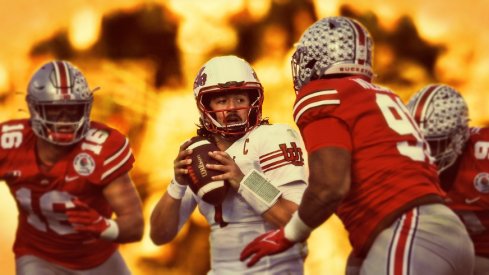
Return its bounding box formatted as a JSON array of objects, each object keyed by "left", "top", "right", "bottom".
[
  {"left": 298, "top": 147, "right": 351, "bottom": 228},
  {"left": 150, "top": 192, "right": 184, "bottom": 245},
  {"left": 103, "top": 173, "right": 144, "bottom": 243}
]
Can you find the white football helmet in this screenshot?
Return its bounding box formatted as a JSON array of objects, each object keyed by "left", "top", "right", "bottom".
[
  {"left": 193, "top": 55, "right": 263, "bottom": 137},
  {"left": 407, "top": 84, "right": 469, "bottom": 172},
  {"left": 26, "top": 61, "right": 94, "bottom": 145},
  {"left": 292, "top": 16, "right": 373, "bottom": 92}
]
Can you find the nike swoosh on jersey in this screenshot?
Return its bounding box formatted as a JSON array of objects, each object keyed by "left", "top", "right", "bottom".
[
  {"left": 65, "top": 175, "right": 80, "bottom": 182},
  {"left": 465, "top": 197, "right": 481, "bottom": 204}
]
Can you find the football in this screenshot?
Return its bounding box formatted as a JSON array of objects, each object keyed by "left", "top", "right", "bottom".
[{"left": 183, "top": 136, "right": 229, "bottom": 205}]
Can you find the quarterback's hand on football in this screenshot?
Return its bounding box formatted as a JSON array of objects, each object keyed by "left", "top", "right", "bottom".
[
  {"left": 207, "top": 151, "right": 244, "bottom": 190},
  {"left": 173, "top": 139, "right": 194, "bottom": 185},
  {"left": 240, "top": 228, "right": 295, "bottom": 267},
  {"left": 66, "top": 198, "right": 111, "bottom": 238}
]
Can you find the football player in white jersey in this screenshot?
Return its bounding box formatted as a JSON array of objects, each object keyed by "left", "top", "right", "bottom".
[{"left": 150, "top": 55, "right": 308, "bottom": 274}]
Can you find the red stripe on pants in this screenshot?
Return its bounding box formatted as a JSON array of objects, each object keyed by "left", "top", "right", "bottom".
[{"left": 394, "top": 210, "right": 414, "bottom": 275}]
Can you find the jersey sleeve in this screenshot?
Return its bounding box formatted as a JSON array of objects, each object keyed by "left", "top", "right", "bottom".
[
  {"left": 257, "top": 124, "right": 307, "bottom": 188},
  {"left": 302, "top": 117, "right": 352, "bottom": 153},
  {"left": 292, "top": 85, "right": 341, "bottom": 129},
  {"left": 88, "top": 126, "right": 135, "bottom": 186}
]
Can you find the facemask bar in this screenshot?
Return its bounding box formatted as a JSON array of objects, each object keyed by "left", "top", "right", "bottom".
[
  {"left": 28, "top": 100, "right": 92, "bottom": 145},
  {"left": 197, "top": 86, "right": 263, "bottom": 137},
  {"left": 425, "top": 125, "right": 468, "bottom": 173}
]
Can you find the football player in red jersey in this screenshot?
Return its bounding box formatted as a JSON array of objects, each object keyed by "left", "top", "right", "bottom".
[
  {"left": 150, "top": 55, "right": 308, "bottom": 274},
  {"left": 0, "top": 60, "right": 143, "bottom": 274},
  {"left": 408, "top": 84, "right": 487, "bottom": 275},
  {"left": 240, "top": 16, "right": 475, "bottom": 274}
]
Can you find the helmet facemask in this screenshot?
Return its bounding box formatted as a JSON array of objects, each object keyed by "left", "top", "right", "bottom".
[
  {"left": 292, "top": 46, "right": 311, "bottom": 93},
  {"left": 198, "top": 87, "right": 263, "bottom": 138},
  {"left": 28, "top": 100, "right": 92, "bottom": 145},
  {"left": 425, "top": 125, "right": 469, "bottom": 173}
]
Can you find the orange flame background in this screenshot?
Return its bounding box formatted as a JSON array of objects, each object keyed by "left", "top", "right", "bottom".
[{"left": 1, "top": 0, "right": 488, "bottom": 274}]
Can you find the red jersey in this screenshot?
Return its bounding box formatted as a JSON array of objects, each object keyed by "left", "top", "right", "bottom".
[
  {"left": 0, "top": 119, "right": 134, "bottom": 270},
  {"left": 443, "top": 127, "right": 489, "bottom": 257},
  {"left": 293, "top": 77, "right": 444, "bottom": 256}
]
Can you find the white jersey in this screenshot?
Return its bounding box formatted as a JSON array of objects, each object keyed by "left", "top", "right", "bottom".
[{"left": 179, "top": 124, "right": 308, "bottom": 274}]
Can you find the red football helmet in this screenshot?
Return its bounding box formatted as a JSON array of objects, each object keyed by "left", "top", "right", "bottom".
[
  {"left": 193, "top": 55, "right": 264, "bottom": 137},
  {"left": 407, "top": 84, "right": 469, "bottom": 172},
  {"left": 26, "top": 61, "right": 94, "bottom": 145}
]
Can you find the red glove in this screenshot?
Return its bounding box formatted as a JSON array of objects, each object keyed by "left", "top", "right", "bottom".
[
  {"left": 66, "top": 198, "right": 110, "bottom": 238},
  {"left": 240, "top": 228, "right": 295, "bottom": 267}
]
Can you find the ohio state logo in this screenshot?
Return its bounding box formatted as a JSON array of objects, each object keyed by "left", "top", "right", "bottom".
[
  {"left": 279, "top": 142, "right": 304, "bottom": 166},
  {"left": 474, "top": 172, "right": 489, "bottom": 193},
  {"left": 73, "top": 153, "right": 96, "bottom": 176}
]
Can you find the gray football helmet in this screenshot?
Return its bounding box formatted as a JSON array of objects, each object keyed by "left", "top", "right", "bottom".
[
  {"left": 407, "top": 84, "right": 469, "bottom": 172},
  {"left": 193, "top": 55, "right": 263, "bottom": 137},
  {"left": 26, "top": 61, "right": 94, "bottom": 145},
  {"left": 292, "top": 16, "right": 374, "bottom": 92}
]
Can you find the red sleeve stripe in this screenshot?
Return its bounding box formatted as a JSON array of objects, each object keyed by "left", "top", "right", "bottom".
[
  {"left": 260, "top": 155, "right": 285, "bottom": 168},
  {"left": 261, "top": 158, "right": 288, "bottom": 170},
  {"left": 260, "top": 149, "right": 281, "bottom": 159},
  {"left": 259, "top": 151, "right": 282, "bottom": 163},
  {"left": 260, "top": 155, "right": 286, "bottom": 167},
  {"left": 263, "top": 161, "right": 293, "bottom": 173},
  {"left": 101, "top": 149, "right": 133, "bottom": 180},
  {"left": 104, "top": 138, "right": 129, "bottom": 166}
]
